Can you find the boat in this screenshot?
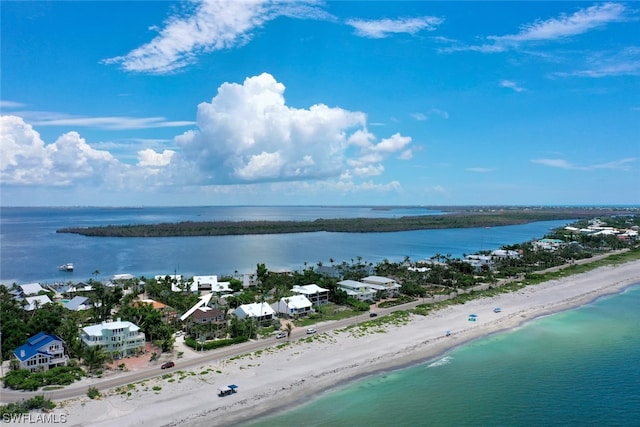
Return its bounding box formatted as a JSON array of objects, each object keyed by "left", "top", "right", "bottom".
[{"left": 59, "top": 263, "right": 74, "bottom": 272}]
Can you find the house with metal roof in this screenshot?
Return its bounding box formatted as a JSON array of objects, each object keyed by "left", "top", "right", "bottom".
[
  {"left": 80, "top": 319, "right": 146, "bottom": 358},
  {"left": 63, "top": 295, "right": 93, "bottom": 311},
  {"left": 361, "top": 276, "right": 401, "bottom": 298},
  {"left": 23, "top": 295, "right": 53, "bottom": 311},
  {"left": 19, "top": 282, "right": 46, "bottom": 297},
  {"left": 13, "top": 332, "right": 69, "bottom": 372},
  {"left": 337, "top": 280, "right": 376, "bottom": 302},
  {"left": 291, "top": 284, "right": 329, "bottom": 306},
  {"left": 233, "top": 302, "right": 275, "bottom": 323},
  {"left": 271, "top": 295, "right": 313, "bottom": 318}
]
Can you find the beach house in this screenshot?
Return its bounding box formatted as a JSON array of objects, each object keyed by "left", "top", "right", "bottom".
[
  {"left": 271, "top": 295, "right": 313, "bottom": 318},
  {"left": 62, "top": 295, "right": 93, "bottom": 311},
  {"left": 291, "top": 284, "right": 329, "bottom": 306},
  {"left": 23, "top": 295, "right": 53, "bottom": 311},
  {"left": 13, "top": 332, "right": 69, "bottom": 372},
  {"left": 80, "top": 319, "right": 146, "bottom": 358},
  {"left": 337, "top": 280, "right": 376, "bottom": 302},
  {"left": 233, "top": 302, "right": 276, "bottom": 324},
  {"left": 361, "top": 276, "right": 401, "bottom": 298}
]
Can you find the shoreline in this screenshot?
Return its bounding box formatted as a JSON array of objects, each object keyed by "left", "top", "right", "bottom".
[{"left": 10, "top": 260, "right": 640, "bottom": 426}]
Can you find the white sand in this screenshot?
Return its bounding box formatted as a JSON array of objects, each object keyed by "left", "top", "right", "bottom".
[{"left": 36, "top": 261, "right": 640, "bottom": 426}]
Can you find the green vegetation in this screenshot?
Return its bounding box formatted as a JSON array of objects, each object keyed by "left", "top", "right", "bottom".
[
  {"left": 0, "top": 395, "right": 56, "bottom": 418},
  {"left": 55, "top": 208, "right": 634, "bottom": 237},
  {"left": 2, "top": 366, "right": 85, "bottom": 391},
  {"left": 184, "top": 336, "right": 248, "bottom": 351},
  {"left": 87, "top": 386, "right": 101, "bottom": 399}
]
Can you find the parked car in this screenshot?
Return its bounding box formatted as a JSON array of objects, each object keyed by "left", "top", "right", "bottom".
[
  {"left": 275, "top": 332, "right": 287, "bottom": 339},
  {"left": 306, "top": 327, "right": 317, "bottom": 334},
  {"left": 369, "top": 312, "right": 378, "bottom": 317},
  {"left": 161, "top": 361, "right": 175, "bottom": 369}
]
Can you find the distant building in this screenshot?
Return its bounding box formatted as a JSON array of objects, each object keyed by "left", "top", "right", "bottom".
[
  {"left": 132, "top": 299, "right": 177, "bottom": 322},
  {"left": 80, "top": 319, "right": 146, "bottom": 358},
  {"left": 18, "top": 283, "right": 45, "bottom": 297},
  {"left": 13, "top": 332, "right": 68, "bottom": 372}
]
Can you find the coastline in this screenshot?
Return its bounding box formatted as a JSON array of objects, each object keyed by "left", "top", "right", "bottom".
[{"left": 15, "top": 260, "right": 640, "bottom": 426}]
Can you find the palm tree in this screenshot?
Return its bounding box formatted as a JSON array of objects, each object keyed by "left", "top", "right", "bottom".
[
  {"left": 83, "top": 345, "right": 108, "bottom": 373},
  {"left": 285, "top": 322, "right": 293, "bottom": 341}
]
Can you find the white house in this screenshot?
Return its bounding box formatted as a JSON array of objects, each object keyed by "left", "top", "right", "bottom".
[
  {"left": 361, "top": 276, "right": 401, "bottom": 297},
  {"left": 337, "top": 280, "right": 376, "bottom": 302},
  {"left": 19, "top": 283, "right": 45, "bottom": 296},
  {"left": 23, "top": 295, "right": 52, "bottom": 311},
  {"left": 291, "top": 284, "right": 329, "bottom": 306},
  {"left": 233, "top": 302, "right": 275, "bottom": 323},
  {"left": 80, "top": 319, "right": 146, "bottom": 358},
  {"left": 63, "top": 296, "right": 93, "bottom": 311},
  {"left": 13, "top": 332, "right": 68, "bottom": 372},
  {"left": 192, "top": 275, "right": 233, "bottom": 294},
  {"left": 271, "top": 295, "right": 313, "bottom": 318}
]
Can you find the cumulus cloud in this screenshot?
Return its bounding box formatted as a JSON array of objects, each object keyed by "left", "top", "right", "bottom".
[
  {"left": 467, "top": 167, "right": 495, "bottom": 173},
  {"left": 137, "top": 149, "right": 175, "bottom": 167},
  {"left": 347, "top": 16, "right": 443, "bottom": 39},
  {"left": 103, "top": 0, "right": 332, "bottom": 74},
  {"left": 0, "top": 115, "right": 120, "bottom": 186},
  {"left": 176, "top": 73, "right": 412, "bottom": 184}
]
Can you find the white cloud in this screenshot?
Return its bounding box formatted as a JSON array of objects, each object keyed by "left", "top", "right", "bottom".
[
  {"left": 467, "top": 167, "right": 495, "bottom": 173},
  {"left": 491, "top": 3, "right": 626, "bottom": 44},
  {"left": 347, "top": 16, "right": 443, "bottom": 39},
  {"left": 531, "top": 157, "right": 635, "bottom": 171},
  {"left": 411, "top": 112, "right": 427, "bottom": 121},
  {"left": 177, "top": 73, "right": 413, "bottom": 183},
  {"left": 137, "top": 149, "right": 175, "bottom": 167},
  {"left": 26, "top": 114, "right": 195, "bottom": 130},
  {"left": 0, "top": 115, "right": 120, "bottom": 186},
  {"left": 443, "top": 3, "right": 627, "bottom": 53},
  {"left": 103, "top": 0, "right": 331, "bottom": 74},
  {"left": 412, "top": 109, "right": 449, "bottom": 121},
  {"left": 552, "top": 47, "right": 640, "bottom": 78},
  {"left": 500, "top": 80, "right": 525, "bottom": 92},
  {"left": 0, "top": 100, "right": 25, "bottom": 109}
]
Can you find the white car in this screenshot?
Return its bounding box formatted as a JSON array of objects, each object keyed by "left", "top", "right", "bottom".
[
  {"left": 306, "top": 327, "right": 317, "bottom": 334},
  {"left": 275, "top": 332, "right": 286, "bottom": 339}
]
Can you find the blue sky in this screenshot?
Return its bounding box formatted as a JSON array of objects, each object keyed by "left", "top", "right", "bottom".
[{"left": 1, "top": 1, "right": 639, "bottom": 207}]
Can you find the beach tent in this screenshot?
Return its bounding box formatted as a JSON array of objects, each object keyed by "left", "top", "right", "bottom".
[{"left": 468, "top": 314, "right": 477, "bottom": 322}]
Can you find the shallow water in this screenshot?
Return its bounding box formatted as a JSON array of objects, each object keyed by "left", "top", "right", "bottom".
[{"left": 241, "top": 284, "right": 640, "bottom": 427}]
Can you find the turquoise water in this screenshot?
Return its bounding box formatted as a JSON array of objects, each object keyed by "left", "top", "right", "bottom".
[{"left": 243, "top": 284, "right": 640, "bottom": 427}]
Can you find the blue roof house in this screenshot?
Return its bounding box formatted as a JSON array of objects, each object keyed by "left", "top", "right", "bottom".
[{"left": 13, "top": 332, "right": 69, "bottom": 372}]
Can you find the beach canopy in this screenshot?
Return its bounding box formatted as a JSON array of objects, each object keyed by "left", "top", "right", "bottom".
[
  {"left": 469, "top": 314, "right": 477, "bottom": 317},
  {"left": 228, "top": 384, "right": 238, "bottom": 389}
]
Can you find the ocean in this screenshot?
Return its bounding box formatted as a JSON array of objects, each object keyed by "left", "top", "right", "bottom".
[
  {"left": 242, "top": 284, "right": 640, "bottom": 427},
  {"left": 0, "top": 206, "right": 572, "bottom": 284}
]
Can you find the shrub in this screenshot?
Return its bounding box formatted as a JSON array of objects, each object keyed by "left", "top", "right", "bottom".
[{"left": 87, "top": 387, "right": 101, "bottom": 399}]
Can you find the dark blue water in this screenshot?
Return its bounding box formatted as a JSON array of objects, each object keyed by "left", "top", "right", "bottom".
[
  {"left": 242, "top": 284, "right": 640, "bottom": 427},
  {"left": 0, "top": 206, "right": 571, "bottom": 284}
]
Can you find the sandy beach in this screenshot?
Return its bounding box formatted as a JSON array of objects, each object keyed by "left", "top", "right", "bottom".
[{"left": 12, "top": 260, "right": 640, "bottom": 427}]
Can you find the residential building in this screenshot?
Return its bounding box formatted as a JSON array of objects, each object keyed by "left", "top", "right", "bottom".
[
  {"left": 361, "top": 276, "right": 401, "bottom": 298},
  {"left": 271, "top": 295, "right": 313, "bottom": 318},
  {"left": 337, "top": 280, "right": 376, "bottom": 302},
  {"left": 80, "top": 319, "right": 145, "bottom": 358},
  {"left": 13, "top": 332, "right": 68, "bottom": 372},
  {"left": 291, "top": 284, "right": 329, "bottom": 306},
  {"left": 19, "top": 283, "right": 45, "bottom": 297},
  {"left": 23, "top": 295, "right": 52, "bottom": 311},
  {"left": 233, "top": 302, "right": 275, "bottom": 323},
  {"left": 132, "top": 299, "right": 178, "bottom": 322},
  {"left": 63, "top": 295, "right": 93, "bottom": 311}
]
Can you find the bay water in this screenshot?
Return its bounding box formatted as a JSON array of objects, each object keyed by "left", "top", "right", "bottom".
[
  {"left": 0, "top": 206, "right": 571, "bottom": 284},
  {"left": 242, "top": 284, "right": 640, "bottom": 427}
]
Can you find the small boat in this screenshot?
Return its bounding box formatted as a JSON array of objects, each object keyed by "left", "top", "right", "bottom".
[{"left": 59, "top": 263, "right": 74, "bottom": 272}]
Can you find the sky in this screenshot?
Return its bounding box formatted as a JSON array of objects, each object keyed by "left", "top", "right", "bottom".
[{"left": 1, "top": 1, "right": 639, "bottom": 207}]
